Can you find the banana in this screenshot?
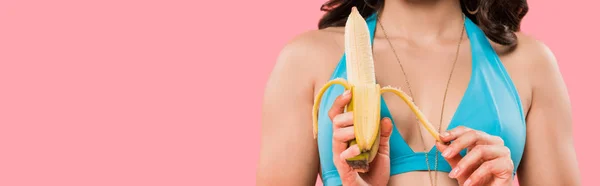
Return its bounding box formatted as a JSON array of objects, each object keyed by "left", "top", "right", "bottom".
[{"left": 312, "top": 7, "right": 442, "bottom": 172}]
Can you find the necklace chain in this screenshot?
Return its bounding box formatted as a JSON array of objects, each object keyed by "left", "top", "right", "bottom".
[{"left": 376, "top": 14, "right": 466, "bottom": 186}]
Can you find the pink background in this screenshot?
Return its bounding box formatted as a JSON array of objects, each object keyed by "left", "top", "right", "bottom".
[{"left": 0, "top": 0, "right": 597, "bottom": 185}]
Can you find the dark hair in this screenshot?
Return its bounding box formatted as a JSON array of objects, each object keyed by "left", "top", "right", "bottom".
[{"left": 318, "top": 0, "right": 528, "bottom": 47}]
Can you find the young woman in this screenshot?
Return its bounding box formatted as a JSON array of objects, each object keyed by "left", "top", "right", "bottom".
[{"left": 257, "top": 0, "right": 581, "bottom": 185}]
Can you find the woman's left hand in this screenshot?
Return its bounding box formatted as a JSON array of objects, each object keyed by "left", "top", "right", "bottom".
[{"left": 436, "top": 126, "right": 514, "bottom": 186}]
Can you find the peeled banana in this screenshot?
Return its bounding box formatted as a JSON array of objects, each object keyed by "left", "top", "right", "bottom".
[{"left": 312, "top": 7, "right": 442, "bottom": 172}]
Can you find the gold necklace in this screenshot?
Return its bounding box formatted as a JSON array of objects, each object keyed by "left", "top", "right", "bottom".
[{"left": 377, "top": 14, "right": 466, "bottom": 186}]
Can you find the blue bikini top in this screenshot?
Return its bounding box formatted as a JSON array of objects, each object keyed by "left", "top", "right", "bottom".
[{"left": 315, "top": 12, "right": 526, "bottom": 186}]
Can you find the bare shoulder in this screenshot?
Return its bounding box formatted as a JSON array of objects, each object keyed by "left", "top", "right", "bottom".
[
  {"left": 493, "top": 32, "right": 559, "bottom": 74},
  {"left": 276, "top": 27, "right": 345, "bottom": 66},
  {"left": 270, "top": 27, "right": 346, "bottom": 86},
  {"left": 510, "top": 33, "right": 566, "bottom": 93}
]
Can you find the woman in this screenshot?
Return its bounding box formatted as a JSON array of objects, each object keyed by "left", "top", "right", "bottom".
[{"left": 257, "top": 0, "right": 581, "bottom": 185}]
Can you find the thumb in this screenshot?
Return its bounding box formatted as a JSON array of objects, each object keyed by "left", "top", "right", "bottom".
[{"left": 378, "top": 117, "right": 393, "bottom": 154}]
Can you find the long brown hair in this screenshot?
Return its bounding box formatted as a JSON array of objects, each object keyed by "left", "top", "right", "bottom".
[{"left": 318, "top": 0, "right": 528, "bottom": 47}]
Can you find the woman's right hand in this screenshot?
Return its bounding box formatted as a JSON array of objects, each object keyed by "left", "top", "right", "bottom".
[{"left": 329, "top": 90, "right": 393, "bottom": 186}]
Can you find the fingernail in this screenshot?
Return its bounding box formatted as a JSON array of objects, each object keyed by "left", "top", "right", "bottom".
[
  {"left": 464, "top": 179, "right": 472, "bottom": 186},
  {"left": 440, "top": 132, "right": 449, "bottom": 138},
  {"left": 343, "top": 90, "right": 351, "bottom": 96},
  {"left": 448, "top": 167, "right": 460, "bottom": 178},
  {"left": 442, "top": 148, "right": 453, "bottom": 157}
]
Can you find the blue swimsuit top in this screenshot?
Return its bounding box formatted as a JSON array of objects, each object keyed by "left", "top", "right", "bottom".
[{"left": 315, "top": 12, "right": 526, "bottom": 186}]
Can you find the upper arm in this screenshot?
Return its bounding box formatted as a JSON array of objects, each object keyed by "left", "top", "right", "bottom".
[
  {"left": 256, "top": 31, "right": 325, "bottom": 186},
  {"left": 515, "top": 35, "right": 581, "bottom": 185}
]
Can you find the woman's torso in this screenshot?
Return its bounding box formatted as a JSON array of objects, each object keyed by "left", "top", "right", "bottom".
[{"left": 308, "top": 13, "right": 532, "bottom": 186}]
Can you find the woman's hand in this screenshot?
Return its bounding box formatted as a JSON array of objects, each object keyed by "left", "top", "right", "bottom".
[
  {"left": 436, "top": 126, "right": 514, "bottom": 186},
  {"left": 329, "top": 90, "right": 393, "bottom": 186}
]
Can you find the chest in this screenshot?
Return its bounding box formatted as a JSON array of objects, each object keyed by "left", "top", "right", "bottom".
[
  {"left": 311, "top": 34, "right": 532, "bottom": 125},
  {"left": 322, "top": 38, "right": 529, "bottom": 153},
  {"left": 368, "top": 39, "right": 532, "bottom": 128},
  {"left": 370, "top": 40, "right": 476, "bottom": 137}
]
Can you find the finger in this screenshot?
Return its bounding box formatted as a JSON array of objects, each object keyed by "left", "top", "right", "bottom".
[
  {"left": 439, "top": 126, "right": 473, "bottom": 142},
  {"left": 332, "top": 138, "right": 353, "bottom": 180},
  {"left": 436, "top": 142, "right": 462, "bottom": 168},
  {"left": 463, "top": 157, "right": 514, "bottom": 186},
  {"left": 449, "top": 145, "right": 511, "bottom": 179},
  {"left": 440, "top": 126, "right": 504, "bottom": 145},
  {"left": 378, "top": 117, "right": 393, "bottom": 155},
  {"left": 340, "top": 144, "right": 361, "bottom": 160},
  {"left": 328, "top": 90, "right": 352, "bottom": 121},
  {"left": 333, "top": 144, "right": 360, "bottom": 184},
  {"left": 438, "top": 142, "right": 484, "bottom": 184},
  {"left": 332, "top": 131, "right": 351, "bottom": 156},
  {"left": 441, "top": 130, "right": 503, "bottom": 159},
  {"left": 332, "top": 150, "right": 357, "bottom": 185},
  {"left": 332, "top": 112, "right": 354, "bottom": 129},
  {"left": 333, "top": 126, "right": 355, "bottom": 143},
  {"left": 331, "top": 112, "right": 354, "bottom": 156}
]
